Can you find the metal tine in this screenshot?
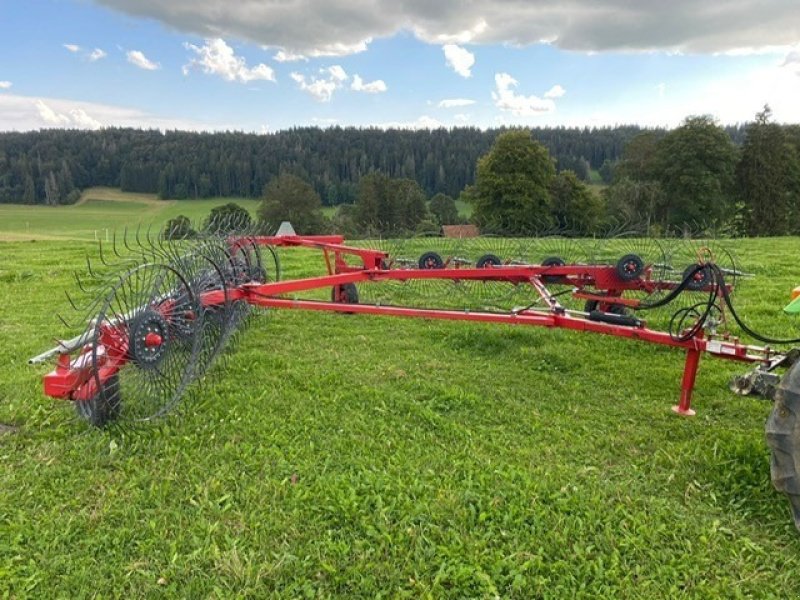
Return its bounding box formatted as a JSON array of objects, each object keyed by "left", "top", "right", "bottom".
[
  {"left": 64, "top": 290, "right": 82, "bottom": 312},
  {"left": 56, "top": 312, "right": 78, "bottom": 330},
  {"left": 134, "top": 223, "right": 158, "bottom": 261},
  {"left": 73, "top": 270, "right": 93, "bottom": 294},
  {"left": 97, "top": 240, "right": 112, "bottom": 267},
  {"left": 123, "top": 225, "right": 137, "bottom": 255},
  {"left": 85, "top": 254, "right": 101, "bottom": 281},
  {"left": 112, "top": 229, "right": 124, "bottom": 259},
  {"left": 146, "top": 224, "right": 173, "bottom": 261}
]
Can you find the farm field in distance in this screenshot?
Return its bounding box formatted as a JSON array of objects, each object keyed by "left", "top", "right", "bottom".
[
  {"left": 0, "top": 188, "right": 263, "bottom": 242},
  {"left": 0, "top": 187, "right": 476, "bottom": 242},
  {"left": 3, "top": 205, "right": 800, "bottom": 595}
]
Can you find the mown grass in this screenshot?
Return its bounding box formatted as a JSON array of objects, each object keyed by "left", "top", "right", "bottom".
[
  {"left": 2, "top": 236, "right": 800, "bottom": 597},
  {"left": 0, "top": 188, "right": 261, "bottom": 242}
]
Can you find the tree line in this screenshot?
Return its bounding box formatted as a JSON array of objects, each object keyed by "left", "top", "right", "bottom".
[
  {"left": 604, "top": 107, "right": 800, "bottom": 236},
  {"left": 0, "top": 125, "right": 674, "bottom": 206},
  {"left": 231, "top": 108, "right": 800, "bottom": 238}
]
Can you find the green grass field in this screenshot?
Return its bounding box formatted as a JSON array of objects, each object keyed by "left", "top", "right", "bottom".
[
  {"left": 3, "top": 207, "right": 800, "bottom": 596},
  {"left": 0, "top": 189, "right": 472, "bottom": 241},
  {"left": 0, "top": 188, "right": 261, "bottom": 242}
]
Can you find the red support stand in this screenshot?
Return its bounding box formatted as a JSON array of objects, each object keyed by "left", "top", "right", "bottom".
[{"left": 672, "top": 347, "right": 701, "bottom": 416}]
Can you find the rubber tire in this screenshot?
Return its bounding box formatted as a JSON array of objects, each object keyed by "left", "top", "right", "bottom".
[
  {"left": 418, "top": 252, "right": 444, "bottom": 269},
  {"left": 75, "top": 374, "right": 121, "bottom": 428},
  {"left": 683, "top": 264, "right": 712, "bottom": 291},
  {"left": 616, "top": 254, "right": 645, "bottom": 281},
  {"left": 541, "top": 256, "right": 565, "bottom": 284},
  {"left": 332, "top": 283, "right": 359, "bottom": 304},
  {"left": 476, "top": 254, "right": 502, "bottom": 268},
  {"left": 766, "top": 361, "right": 800, "bottom": 531}
]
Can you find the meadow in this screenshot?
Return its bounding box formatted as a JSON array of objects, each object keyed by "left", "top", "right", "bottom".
[
  {"left": 3, "top": 194, "right": 800, "bottom": 597},
  {"left": 0, "top": 188, "right": 262, "bottom": 242}
]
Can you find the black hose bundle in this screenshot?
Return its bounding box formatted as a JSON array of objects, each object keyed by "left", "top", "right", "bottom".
[{"left": 637, "top": 262, "right": 800, "bottom": 345}]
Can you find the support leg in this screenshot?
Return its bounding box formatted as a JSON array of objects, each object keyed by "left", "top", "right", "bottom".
[{"left": 672, "top": 348, "right": 701, "bottom": 416}]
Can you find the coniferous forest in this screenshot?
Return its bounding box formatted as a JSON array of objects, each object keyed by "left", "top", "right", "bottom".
[
  {"left": 4, "top": 120, "right": 799, "bottom": 237},
  {"left": 0, "top": 124, "right": 734, "bottom": 206}
]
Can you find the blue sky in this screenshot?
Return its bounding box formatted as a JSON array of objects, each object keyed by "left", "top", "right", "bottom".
[{"left": 1, "top": 0, "right": 799, "bottom": 132}]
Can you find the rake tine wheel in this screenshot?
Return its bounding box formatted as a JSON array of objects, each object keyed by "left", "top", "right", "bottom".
[{"left": 75, "top": 262, "right": 204, "bottom": 428}]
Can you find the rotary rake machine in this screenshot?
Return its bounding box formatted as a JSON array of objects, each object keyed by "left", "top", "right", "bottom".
[{"left": 27, "top": 228, "right": 800, "bottom": 531}]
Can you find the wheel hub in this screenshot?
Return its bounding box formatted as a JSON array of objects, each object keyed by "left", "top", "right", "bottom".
[{"left": 129, "top": 309, "right": 169, "bottom": 370}]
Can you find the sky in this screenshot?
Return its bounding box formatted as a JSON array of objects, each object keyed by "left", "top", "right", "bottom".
[{"left": 0, "top": 0, "right": 799, "bottom": 132}]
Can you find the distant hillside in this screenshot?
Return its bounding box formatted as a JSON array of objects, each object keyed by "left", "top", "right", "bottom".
[{"left": 0, "top": 125, "right": 748, "bottom": 206}]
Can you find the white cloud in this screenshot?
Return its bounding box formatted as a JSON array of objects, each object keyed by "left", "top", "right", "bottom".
[
  {"left": 422, "top": 19, "right": 487, "bottom": 45},
  {"left": 34, "top": 100, "right": 102, "bottom": 129},
  {"left": 492, "top": 73, "right": 555, "bottom": 116},
  {"left": 63, "top": 44, "right": 80, "bottom": 53},
  {"left": 88, "top": 48, "right": 107, "bottom": 61},
  {"left": 544, "top": 84, "right": 566, "bottom": 99},
  {"left": 454, "top": 113, "right": 470, "bottom": 122},
  {"left": 351, "top": 74, "right": 387, "bottom": 93},
  {"left": 0, "top": 94, "right": 228, "bottom": 131},
  {"left": 183, "top": 38, "right": 275, "bottom": 83},
  {"left": 94, "top": 1, "right": 800, "bottom": 55},
  {"left": 312, "top": 117, "right": 339, "bottom": 126},
  {"left": 438, "top": 98, "right": 475, "bottom": 108},
  {"left": 0, "top": 81, "right": 12, "bottom": 90},
  {"left": 782, "top": 47, "right": 800, "bottom": 75},
  {"left": 443, "top": 44, "right": 474, "bottom": 77},
  {"left": 328, "top": 65, "right": 348, "bottom": 83},
  {"left": 273, "top": 50, "right": 307, "bottom": 62},
  {"left": 376, "top": 115, "right": 445, "bottom": 129},
  {"left": 291, "top": 65, "right": 350, "bottom": 101},
  {"left": 69, "top": 108, "right": 104, "bottom": 129},
  {"left": 35, "top": 100, "right": 71, "bottom": 126},
  {"left": 127, "top": 50, "right": 160, "bottom": 70},
  {"left": 307, "top": 40, "right": 370, "bottom": 57}
]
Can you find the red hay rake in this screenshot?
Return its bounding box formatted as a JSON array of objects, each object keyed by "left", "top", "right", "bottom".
[{"left": 28, "top": 229, "right": 800, "bottom": 531}]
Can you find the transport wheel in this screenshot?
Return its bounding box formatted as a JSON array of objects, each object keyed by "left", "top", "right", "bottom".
[
  {"left": 616, "top": 254, "right": 645, "bottom": 281},
  {"left": 332, "top": 283, "right": 359, "bottom": 315},
  {"left": 332, "top": 283, "right": 359, "bottom": 304},
  {"left": 476, "top": 254, "right": 502, "bottom": 268},
  {"left": 541, "top": 256, "right": 565, "bottom": 283},
  {"left": 766, "top": 361, "right": 800, "bottom": 532},
  {"left": 75, "top": 374, "right": 121, "bottom": 428},
  {"left": 418, "top": 251, "right": 444, "bottom": 269}
]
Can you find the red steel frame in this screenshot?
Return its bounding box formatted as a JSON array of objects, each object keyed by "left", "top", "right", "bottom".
[{"left": 43, "top": 234, "right": 783, "bottom": 416}]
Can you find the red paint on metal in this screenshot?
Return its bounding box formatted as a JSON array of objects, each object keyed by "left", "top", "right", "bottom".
[
  {"left": 144, "top": 332, "right": 163, "bottom": 348},
  {"left": 40, "top": 234, "right": 774, "bottom": 415},
  {"left": 672, "top": 348, "right": 702, "bottom": 416}
]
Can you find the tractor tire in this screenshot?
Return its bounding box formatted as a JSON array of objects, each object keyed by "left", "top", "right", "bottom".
[
  {"left": 75, "top": 374, "right": 121, "bottom": 428},
  {"left": 766, "top": 361, "right": 800, "bottom": 531}
]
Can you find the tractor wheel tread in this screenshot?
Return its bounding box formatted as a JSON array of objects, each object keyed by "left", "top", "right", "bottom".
[{"left": 766, "top": 366, "right": 800, "bottom": 530}]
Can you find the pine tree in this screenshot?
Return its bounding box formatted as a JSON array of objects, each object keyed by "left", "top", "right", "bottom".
[{"left": 737, "top": 106, "right": 798, "bottom": 236}]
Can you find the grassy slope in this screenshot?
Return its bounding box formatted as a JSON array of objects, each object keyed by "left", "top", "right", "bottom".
[
  {"left": 3, "top": 235, "right": 800, "bottom": 596},
  {"left": 0, "top": 188, "right": 261, "bottom": 242}
]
